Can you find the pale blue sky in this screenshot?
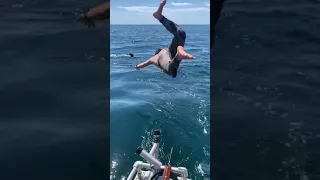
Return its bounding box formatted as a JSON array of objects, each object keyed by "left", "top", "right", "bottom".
[{"left": 110, "top": 0, "right": 210, "bottom": 24}]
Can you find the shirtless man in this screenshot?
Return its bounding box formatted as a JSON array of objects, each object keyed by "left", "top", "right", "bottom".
[{"left": 135, "top": 0, "right": 195, "bottom": 78}]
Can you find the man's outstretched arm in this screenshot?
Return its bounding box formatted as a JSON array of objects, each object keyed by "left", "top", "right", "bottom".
[
  {"left": 86, "top": 2, "right": 110, "bottom": 21},
  {"left": 135, "top": 55, "right": 158, "bottom": 70},
  {"left": 77, "top": 1, "right": 110, "bottom": 28}
]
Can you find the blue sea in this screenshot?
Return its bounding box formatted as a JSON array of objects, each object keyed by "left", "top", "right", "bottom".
[
  {"left": 1, "top": 0, "right": 320, "bottom": 180},
  {"left": 212, "top": 1, "right": 320, "bottom": 180},
  {"left": 110, "top": 25, "right": 210, "bottom": 179},
  {"left": 0, "top": 0, "right": 109, "bottom": 179}
]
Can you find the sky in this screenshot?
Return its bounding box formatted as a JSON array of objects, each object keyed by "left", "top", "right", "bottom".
[{"left": 110, "top": 0, "right": 210, "bottom": 24}]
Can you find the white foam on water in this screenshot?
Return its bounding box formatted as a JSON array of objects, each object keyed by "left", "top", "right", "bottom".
[
  {"left": 111, "top": 54, "right": 130, "bottom": 58},
  {"left": 110, "top": 160, "right": 118, "bottom": 179}
]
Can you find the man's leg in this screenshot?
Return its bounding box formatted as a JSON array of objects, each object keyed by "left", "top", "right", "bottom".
[
  {"left": 153, "top": 0, "right": 185, "bottom": 57},
  {"left": 165, "top": 19, "right": 185, "bottom": 57},
  {"left": 153, "top": 0, "right": 194, "bottom": 78}
]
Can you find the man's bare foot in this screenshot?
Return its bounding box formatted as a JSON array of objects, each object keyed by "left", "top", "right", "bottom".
[
  {"left": 153, "top": 0, "right": 166, "bottom": 20},
  {"left": 177, "top": 46, "right": 195, "bottom": 60}
]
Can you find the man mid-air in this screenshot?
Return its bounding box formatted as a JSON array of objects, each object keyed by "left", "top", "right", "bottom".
[{"left": 135, "top": 0, "right": 195, "bottom": 78}]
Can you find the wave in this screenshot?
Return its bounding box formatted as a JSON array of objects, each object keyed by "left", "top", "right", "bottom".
[{"left": 110, "top": 54, "right": 130, "bottom": 58}]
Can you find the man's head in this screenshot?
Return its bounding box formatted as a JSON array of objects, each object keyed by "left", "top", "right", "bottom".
[{"left": 155, "top": 48, "right": 163, "bottom": 55}]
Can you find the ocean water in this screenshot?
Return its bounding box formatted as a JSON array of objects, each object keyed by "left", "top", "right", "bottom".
[
  {"left": 0, "top": 0, "right": 110, "bottom": 179},
  {"left": 2, "top": 0, "right": 320, "bottom": 180},
  {"left": 110, "top": 25, "right": 210, "bottom": 179},
  {"left": 212, "top": 0, "right": 320, "bottom": 180}
]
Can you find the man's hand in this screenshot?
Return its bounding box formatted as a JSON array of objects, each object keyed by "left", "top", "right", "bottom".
[
  {"left": 135, "top": 65, "right": 140, "bottom": 71},
  {"left": 77, "top": 13, "right": 96, "bottom": 28}
]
